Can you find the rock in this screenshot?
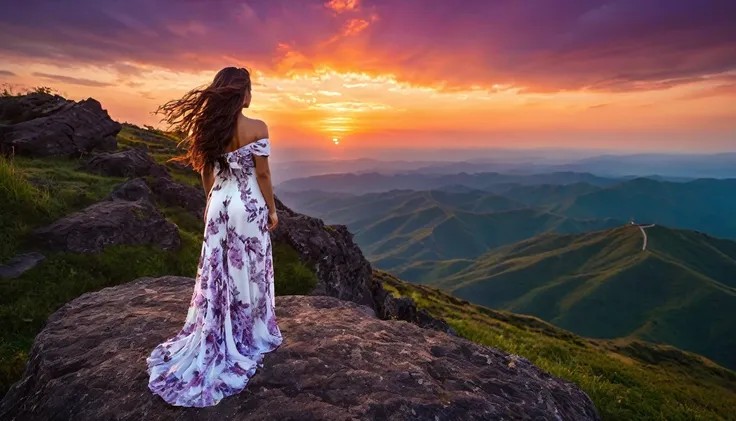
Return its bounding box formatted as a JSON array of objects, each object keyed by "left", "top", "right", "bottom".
[
  {"left": 0, "top": 94, "right": 120, "bottom": 157},
  {"left": 167, "top": 160, "right": 193, "bottom": 172},
  {"left": 0, "top": 93, "right": 70, "bottom": 125},
  {"left": 107, "top": 176, "right": 205, "bottom": 218},
  {"left": 273, "top": 197, "right": 375, "bottom": 307},
  {"left": 32, "top": 199, "right": 180, "bottom": 253},
  {"left": 0, "top": 253, "right": 45, "bottom": 279},
  {"left": 0, "top": 276, "right": 601, "bottom": 421},
  {"left": 81, "top": 148, "right": 169, "bottom": 178},
  {"left": 273, "top": 197, "right": 454, "bottom": 334},
  {"left": 148, "top": 176, "right": 206, "bottom": 219},
  {"left": 107, "top": 178, "right": 152, "bottom": 202}
]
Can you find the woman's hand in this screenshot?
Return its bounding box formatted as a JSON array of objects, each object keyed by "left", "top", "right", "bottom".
[{"left": 268, "top": 210, "right": 279, "bottom": 231}]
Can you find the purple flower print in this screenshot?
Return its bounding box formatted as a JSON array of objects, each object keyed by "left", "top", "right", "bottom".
[{"left": 147, "top": 139, "right": 282, "bottom": 408}]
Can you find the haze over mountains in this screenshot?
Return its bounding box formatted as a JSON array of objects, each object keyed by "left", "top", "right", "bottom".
[
  {"left": 277, "top": 161, "right": 736, "bottom": 370},
  {"left": 272, "top": 151, "right": 736, "bottom": 184}
]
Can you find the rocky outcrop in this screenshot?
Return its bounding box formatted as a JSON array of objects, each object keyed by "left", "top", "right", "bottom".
[
  {"left": 32, "top": 190, "right": 180, "bottom": 253},
  {"left": 148, "top": 175, "right": 206, "bottom": 219},
  {"left": 273, "top": 197, "right": 375, "bottom": 307},
  {"left": 0, "top": 93, "right": 71, "bottom": 124},
  {"left": 108, "top": 176, "right": 205, "bottom": 218},
  {"left": 0, "top": 93, "right": 120, "bottom": 157},
  {"left": 81, "top": 147, "right": 169, "bottom": 178},
  {"left": 0, "top": 253, "right": 45, "bottom": 280},
  {"left": 0, "top": 276, "right": 601, "bottom": 421},
  {"left": 107, "top": 178, "right": 152, "bottom": 202},
  {"left": 271, "top": 197, "right": 454, "bottom": 333}
]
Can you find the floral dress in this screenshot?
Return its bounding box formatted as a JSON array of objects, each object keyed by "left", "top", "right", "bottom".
[{"left": 147, "top": 139, "right": 282, "bottom": 407}]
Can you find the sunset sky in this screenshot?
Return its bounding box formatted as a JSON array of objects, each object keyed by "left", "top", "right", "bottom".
[{"left": 1, "top": 0, "right": 735, "bottom": 154}]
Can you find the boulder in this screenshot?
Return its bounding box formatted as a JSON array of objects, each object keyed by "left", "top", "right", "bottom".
[
  {"left": 273, "top": 197, "right": 454, "bottom": 334},
  {"left": 32, "top": 198, "right": 179, "bottom": 253},
  {"left": 167, "top": 160, "right": 194, "bottom": 172},
  {"left": 81, "top": 147, "right": 169, "bottom": 178},
  {"left": 0, "top": 93, "right": 70, "bottom": 124},
  {"left": 148, "top": 176, "right": 206, "bottom": 219},
  {"left": 273, "top": 197, "right": 375, "bottom": 307},
  {"left": 0, "top": 94, "right": 120, "bottom": 157},
  {"left": 0, "top": 276, "right": 601, "bottom": 421},
  {"left": 107, "top": 178, "right": 152, "bottom": 202},
  {"left": 0, "top": 252, "right": 45, "bottom": 280}
]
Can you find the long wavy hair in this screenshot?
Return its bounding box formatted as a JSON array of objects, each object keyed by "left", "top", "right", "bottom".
[{"left": 157, "top": 67, "right": 251, "bottom": 173}]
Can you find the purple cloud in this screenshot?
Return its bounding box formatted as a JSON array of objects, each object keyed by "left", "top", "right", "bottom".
[
  {"left": 32, "top": 72, "right": 113, "bottom": 87},
  {"left": 0, "top": 0, "right": 734, "bottom": 92}
]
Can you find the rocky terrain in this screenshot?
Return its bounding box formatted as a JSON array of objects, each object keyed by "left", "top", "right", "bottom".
[
  {"left": 0, "top": 92, "right": 601, "bottom": 419},
  {"left": 0, "top": 93, "right": 120, "bottom": 157},
  {"left": 0, "top": 276, "right": 600, "bottom": 421}
]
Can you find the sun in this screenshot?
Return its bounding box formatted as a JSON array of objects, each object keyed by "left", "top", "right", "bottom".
[{"left": 332, "top": 137, "right": 340, "bottom": 145}]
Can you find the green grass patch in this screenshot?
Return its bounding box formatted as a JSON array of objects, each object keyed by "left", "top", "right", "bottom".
[
  {"left": 0, "top": 233, "right": 201, "bottom": 395},
  {"left": 376, "top": 270, "right": 736, "bottom": 421},
  {"left": 0, "top": 157, "right": 53, "bottom": 261},
  {"left": 0, "top": 155, "right": 122, "bottom": 261},
  {"left": 273, "top": 242, "right": 319, "bottom": 296}
]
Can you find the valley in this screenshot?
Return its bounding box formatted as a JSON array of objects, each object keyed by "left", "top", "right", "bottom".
[{"left": 279, "top": 173, "right": 736, "bottom": 371}]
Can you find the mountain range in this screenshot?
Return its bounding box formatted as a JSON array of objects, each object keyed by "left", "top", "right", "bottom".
[
  {"left": 277, "top": 171, "right": 621, "bottom": 194},
  {"left": 278, "top": 173, "right": 736, "bottom": 370},
  {"left": 403, "top": 225, "right": 736, "bottom": 370},
  {"left": 271, "top": 152, "right": 736, "bottom": 183},
  {"left": 279, "top": 176, "right": 736, "bottom": 242}
]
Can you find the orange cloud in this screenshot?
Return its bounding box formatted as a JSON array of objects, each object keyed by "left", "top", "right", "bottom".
[
  {"left": 3, "top": 0, "right": 735, "bottom": 152},
  {"left": 325, "top": 0, "right": 359, "bottom": 14},
  {"left": 342, "top": 18, "right": 369, "bottom": 36}
]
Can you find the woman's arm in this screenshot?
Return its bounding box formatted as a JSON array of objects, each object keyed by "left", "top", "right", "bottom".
[
  {"left": 254, "top": 155, "right": 277, "bottom": 229},
  {"left": 246, "top": 119, "right": 278, "bottom": 230},
  {"left": 201, "top": 163, "right": 214, "bottom": 222}
]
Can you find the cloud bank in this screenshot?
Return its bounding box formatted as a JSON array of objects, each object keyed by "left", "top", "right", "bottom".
[{"left": 1, "top": 0, "right": 734, "bottom": 93}]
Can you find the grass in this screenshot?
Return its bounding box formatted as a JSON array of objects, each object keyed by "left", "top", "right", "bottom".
[
  {"left": 0, "top": 157, "right": 53, "bottom": 261},
  {"left": 407, "top": 225, "right": 736, "bottom": 371},
  {"left": 273, "top": 242, "right": 319, "bottom": 296},
  {"left": 376, "top": 270, "right": 736, "bottom": 421},
  {"left": 0, "top": 128, "right": 318, "bottom": 397}
]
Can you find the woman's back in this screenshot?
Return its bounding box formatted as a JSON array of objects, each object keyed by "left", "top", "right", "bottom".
[{"left": 147, "top": 66, "right": 281, "bottom": 408}]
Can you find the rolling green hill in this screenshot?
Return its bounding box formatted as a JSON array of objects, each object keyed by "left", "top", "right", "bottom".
[
  {"left": 377, "top": 270, "right": 736, "bottom": 421},
  {"left": 280, "top": 176, "right": 736, "bottom": 242},
  {"left": 402, "top": 225, "right": 736, "bottom": 370},
  {"left": 280, "top": 189, "right": 623, "bottom": 269}
]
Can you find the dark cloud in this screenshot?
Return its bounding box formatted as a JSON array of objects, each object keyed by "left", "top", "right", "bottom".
[
  {"left": 0, "top": 70, "right": 16, "bottom": 77},
  {"left": 32, "top": 72, "right": 114, "bottom": 87},
  {"left": 1, "top": 0, "right": 734, "bottom": 93}
]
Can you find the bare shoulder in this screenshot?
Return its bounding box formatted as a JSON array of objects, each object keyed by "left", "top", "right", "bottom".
[{"left": 238, "top": 117, "right": 269, "bottom": 143}]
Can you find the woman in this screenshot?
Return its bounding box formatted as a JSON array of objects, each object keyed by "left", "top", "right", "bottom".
[{"left": 146, "top": 67, "right": 282, "bottom": 407}]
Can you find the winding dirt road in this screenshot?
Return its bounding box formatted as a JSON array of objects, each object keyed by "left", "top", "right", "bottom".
[{"left": 637, "top": 224, "right": 656, "bottom": 250}]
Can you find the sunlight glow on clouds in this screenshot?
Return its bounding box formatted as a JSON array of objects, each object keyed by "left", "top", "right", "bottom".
[{"left": 0, "top": 0, "right": 734, "bottom": 151}]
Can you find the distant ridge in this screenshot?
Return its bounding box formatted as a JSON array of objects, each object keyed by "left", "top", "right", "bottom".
[
  {"left": 400, "top": 225, "right": 736, "bottom": 370},
  {"left": 278, "top": 171, "right": 620, "bottom": 193}
]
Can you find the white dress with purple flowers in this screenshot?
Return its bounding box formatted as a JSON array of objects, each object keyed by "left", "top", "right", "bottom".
[{"left": 147, "top": 138, "right": 282, "bottom": 407}]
